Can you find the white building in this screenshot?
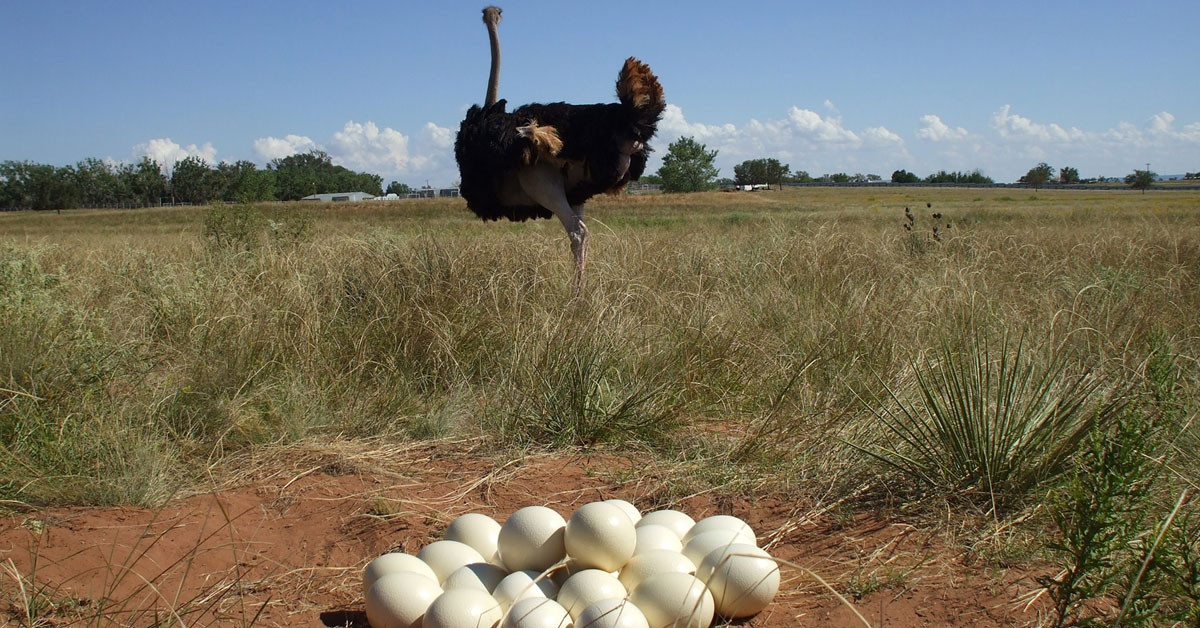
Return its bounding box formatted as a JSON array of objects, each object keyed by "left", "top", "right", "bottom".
[{"left": 300, "top": 191, "right": 376, "bottom": 202}]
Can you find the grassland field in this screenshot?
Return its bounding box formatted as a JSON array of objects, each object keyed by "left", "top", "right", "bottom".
[
  {"left": 1, "top": 185, "right": 1197, "bottom": 506},
  {"left": 3, "top": 185, "right": 1200, "bottom": 625}
]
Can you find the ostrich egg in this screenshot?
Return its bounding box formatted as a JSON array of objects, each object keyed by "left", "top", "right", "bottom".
[
  {"left": 442, "top": 562, "right": 508, "bottom": 594},
  {"left": 681, "top": 515, "right": 755, "bottom": 546},
  {"left": 565, "top": 501, "right": 637, "bottom": 572},
  {"left": 633, "top": 524, "right": 683, "bottom": 555},
  {"left": 422, "top": 588, "right": 503, "bottom": 628},
  {"left": 445, "top": 513, "right": 503, "bottom": 564},
  {"left": 498, "top": 506, "right": 567, "bottom": 572},
  {"left": 362, "top": 552, "right": 439, "bottom": 597},
  {"left": 636, "top": 510, "right": 695, "bottom": 542},
  {"left": 417, "top": 540, "right": 487, "bottom": 585},
  {"left": 617, "top": 550, "right": 695, "bottom": 590},
  {"left": 576, "top": 598, "right": 651, "bottom": 628},
  {"left": 629, "top": 572, "right": 714, "bottom": 628},
  {"left": 492, "top": 569, "right": 560, "bottom": 612},
  {"left": 364, "top": 571, "right": 441, "bottom": 628},
  {"left": 604, "top": 499, "right": 642, "bottom": 525},
  {"left": 696, "top": 543, "right": 780, "bottom": 618},
  {"left": 501, "top": 597, "right": 571, "bottom": 628},
  {"left": 557, "top": 569, "right": 628, "bottom": 620}
]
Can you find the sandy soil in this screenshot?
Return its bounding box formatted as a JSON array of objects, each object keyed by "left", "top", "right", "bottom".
[{"left": 1, "top": 443, "right": 1050, "bottom": 627}]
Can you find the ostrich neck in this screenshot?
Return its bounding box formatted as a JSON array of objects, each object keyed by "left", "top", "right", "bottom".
[{"left": 485, "top": 22, "right": 501, "bottom": 107}]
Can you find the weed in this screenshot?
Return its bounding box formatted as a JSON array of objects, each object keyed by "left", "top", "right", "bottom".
[
  {"left": 856, "top": 335, "right": 1128, "bottom": 513},
  {"left": 202, "top": 202, "right": 264, "bottom": 251}
]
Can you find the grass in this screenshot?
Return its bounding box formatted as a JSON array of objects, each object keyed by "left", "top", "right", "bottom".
[
  {"left": 1, "top": 187, "right": 1197, "bottom": 507},
  {"left": 2, "top": 188, "right": 1200, "bottom": 624}
]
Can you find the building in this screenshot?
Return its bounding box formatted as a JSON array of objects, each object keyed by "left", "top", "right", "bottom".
[{"left": 300, "top": 192, "right": 376, "bottom": 202}]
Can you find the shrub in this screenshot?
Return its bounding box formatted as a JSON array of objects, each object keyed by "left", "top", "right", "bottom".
[{"left": 857, "top": 336, "right": 1127, "bottom": 512}]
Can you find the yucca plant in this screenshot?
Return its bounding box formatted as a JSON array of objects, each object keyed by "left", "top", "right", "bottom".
[{"left": 858, "top": 337, "right": 1128, "bottom": 512}]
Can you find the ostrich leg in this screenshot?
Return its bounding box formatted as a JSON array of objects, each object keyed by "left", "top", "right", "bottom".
[
  {"left": 569, "top": 204, "right": 587, "bottom": 289},
  {"left": 517, "top": 163, "right": 588, "bottom": 292}
]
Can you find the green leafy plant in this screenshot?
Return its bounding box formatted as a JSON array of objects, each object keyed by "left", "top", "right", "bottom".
[
  {"left": 857, "top": 337, "right": 1127, "bottom": 512},
  {"left": 202, "top": 202, "right": 264, "bottom": 251}
]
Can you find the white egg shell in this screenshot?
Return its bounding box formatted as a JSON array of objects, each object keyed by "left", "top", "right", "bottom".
[
  {"left": 629, "top": 572, "right": 714, "bottom": 628},
  {"left": 422, "top": 588, "right": 503, "bottom": 628},
  {"left": 695, "top": 543, "right": 780, "bottom": 618},
  {"left": 557, "top": 569, "right": 628, "bottom": 620},
  {"left": 492, "top": 569, "right": 560, "bottom": 612},
  {"left": 603, "top": 499, "right": 642, "bottom": 525},
  {"left": 576, "top": 598, "right": 651, "bottom": 628},
  {"left": 498, "top": 506, "right": 567, "bottom": 572},
  {"left": 565, "top": 501, "right": 637, "bottom": 572},
  {"left": 443, "top": 562, "right": 509, "bottom": 593},
  {"left": 364, "top": 571, "right": 441, "bottom": 628},
  {"left": 681, "top": 515, "right": 755, "bottom": 546},
  {"left": 636, "top": 510, "right": 695, "bottom": 542},
  {"left": 362, "top": 552, "right": 440, "bottom": 597},
  {"left": 445, "top": 513, "right": 503, "bottom": 564},
  {"left": 501, "top": 597, "right": 572, "bottom": 628},
  {"left": 617, "top": 550, "right": 696, "bottom": 591},
  {"left": 417, "top": 540, "right": 487, "bottom": 585},
  {"left": 633, "top": 524, "right": 683, "bottom": 555},
  {"left": 681, "top": 529, "right": 750, "bottom": 567}
]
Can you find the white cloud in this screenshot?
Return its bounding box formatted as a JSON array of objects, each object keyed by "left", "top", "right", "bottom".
[
  {"left": 650, "top": 103, "right": 910, "bottom": 176},
  {"left": 133, "top": 138, "right": 217, "bottom": 171},
  {"left": 990, "top": 105, "right": 1087, "bottom": 143},
  {"left": 916, "top": 114, "right": 969, "bottom": 142},
  {"left": 863, "top": 126, "right": 903, "bottom": 145},
  {"left": 252, "top": 134, "right": 319, "bottom": 162},
  {"left": 422, "top": 122, "right": 455, "bottom": 150},
  {"left": 659, "top": 104, "right": 738, "bottom": 141},
  {"left": 328, "top": 120, "right": 424, "bottom": 173},
  {"left": 786, "top": 107, "right": 860, "bottom": 145}
]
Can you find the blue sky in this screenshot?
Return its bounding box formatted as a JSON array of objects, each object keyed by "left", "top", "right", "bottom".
[{"left": 2, "top": 1, "right": 1197, "bottom": 185}]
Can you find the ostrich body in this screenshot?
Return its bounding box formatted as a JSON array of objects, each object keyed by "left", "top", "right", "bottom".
[{"left": 454, "top": 6, "right": 665, "bottom": 289}]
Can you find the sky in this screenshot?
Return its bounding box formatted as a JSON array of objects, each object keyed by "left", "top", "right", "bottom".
[{"left": 2, "top": 1, "right": 1198, "bottom": 186}]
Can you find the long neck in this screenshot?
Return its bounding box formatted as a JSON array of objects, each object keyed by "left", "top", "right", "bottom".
[{"left": 484, "top": 19, "right": 501, "bottom": 107}]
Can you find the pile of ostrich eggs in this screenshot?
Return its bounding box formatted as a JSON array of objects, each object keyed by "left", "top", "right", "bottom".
[{"left": 362, "top": 504, "right": 779, "bottom": 628}]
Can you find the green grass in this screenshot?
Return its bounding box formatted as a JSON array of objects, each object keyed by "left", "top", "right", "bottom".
[{"left": 1, "top": 187, "right": 1198, "bottom": 509}]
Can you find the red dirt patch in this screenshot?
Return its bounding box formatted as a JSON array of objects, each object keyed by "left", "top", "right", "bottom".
[{"left": 1, "top": 444, "right": 1050, "bottom": 626}]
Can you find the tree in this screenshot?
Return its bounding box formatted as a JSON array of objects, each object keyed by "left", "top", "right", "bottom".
[
  {"left": 1059, "top": 166, "right": 1080, "bottom": 184},
  {"left": 386, "top": 181, "right": 412, "bottom": 195},
  {"left": 891, "top": 169, "right": 920, "bottom": 183},
  {"left": 129, "top": 157, "right": 168, "bottom": 205},
  {"left": 788, "top": 170, "right": 814, "bottom": 184},
  {"left": 219, "top": 160, "right": 275, "bottom": 202},
  {"left": 1020, "top": 162, "right": 1055, "bottom": 189},
  {"left": 269, "top": 150, "right": 383, "bottom": 200},
  {"left": 170, "top": 155, "right": 215, "bottom": 204},
  {"left": 733, "top": 158, "right": 790, "bottom": 189},
  {"left": 657, "top": 137, "right": 718, "bottom": 193},
  {"left": 1124, "top": 169, "right": 1156, "bottom": 194},
  {"left": 73, "top": 158, "right": 122, "bottom": 207}
]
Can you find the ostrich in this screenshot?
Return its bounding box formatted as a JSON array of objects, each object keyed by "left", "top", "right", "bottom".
[{"left": 454, "top": 6, "right": 665, "bottom": 290}]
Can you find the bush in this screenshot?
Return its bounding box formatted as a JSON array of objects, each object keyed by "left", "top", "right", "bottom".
[{"left": 857, "top": 336, "right": 1127, "bottom": 512}]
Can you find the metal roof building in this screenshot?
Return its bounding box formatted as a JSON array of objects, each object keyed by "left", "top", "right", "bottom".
[{"left": 300, "top": 192, "right": 376, "bottom": 202}]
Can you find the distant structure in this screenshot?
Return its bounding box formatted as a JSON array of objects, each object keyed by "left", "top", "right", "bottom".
[{"left": 300, "top": 191, "right": 376, "bottom": 202}]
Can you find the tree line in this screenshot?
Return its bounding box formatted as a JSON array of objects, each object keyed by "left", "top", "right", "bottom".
[
  {"left": 0, "top": 150, "right": 383, "bottom": 211},
  {"left": 648, "top": 137, "right": 1175, "bottom": 194}
]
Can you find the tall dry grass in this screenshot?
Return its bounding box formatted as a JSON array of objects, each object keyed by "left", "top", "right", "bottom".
[{"left": 0, "top": 187, "right": 1197, "bottom": 508}]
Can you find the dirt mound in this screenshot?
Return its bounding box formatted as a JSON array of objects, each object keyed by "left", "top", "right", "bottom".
[{"left": 1, "top": 444, "right": 1047, "bottom": 626}]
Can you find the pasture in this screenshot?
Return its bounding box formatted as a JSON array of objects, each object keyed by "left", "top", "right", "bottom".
[{"left": 2, "top": 186, "right": 1198, "bottom": 625}]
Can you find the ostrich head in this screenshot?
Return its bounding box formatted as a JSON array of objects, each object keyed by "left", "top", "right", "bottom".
[{"left": 482, "top": 6, "right": 501, "bottom": 27}]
